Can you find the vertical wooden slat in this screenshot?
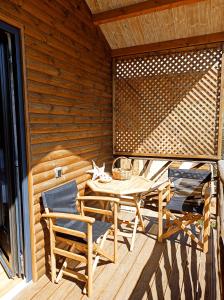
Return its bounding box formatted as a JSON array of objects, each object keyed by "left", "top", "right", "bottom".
[{"left": 218, "top": 44, "right": 224, "bottom": 158}]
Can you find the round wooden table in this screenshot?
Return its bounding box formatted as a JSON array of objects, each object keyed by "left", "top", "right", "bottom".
[{"left": 87, "top": 176, "right": 153, "bottom": 251}]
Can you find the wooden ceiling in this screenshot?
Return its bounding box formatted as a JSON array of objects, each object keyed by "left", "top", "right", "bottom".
[{"left": 85, "top": 0, "right": 224, "bottom": 50}]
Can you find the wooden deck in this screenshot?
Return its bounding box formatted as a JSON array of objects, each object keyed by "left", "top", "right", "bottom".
[{"left": 15, "top": 208, "right": 220, "bottom": 300}]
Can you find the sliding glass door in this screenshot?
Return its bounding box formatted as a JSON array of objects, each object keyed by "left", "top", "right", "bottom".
[{"left": 0, "top": 29, "right": 24, "bottom": 278}]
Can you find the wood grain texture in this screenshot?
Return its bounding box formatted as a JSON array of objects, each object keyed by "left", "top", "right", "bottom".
[
  {"left": 92, "top": 0, "right": 205, "bottom": 25},
  {"left": 0, "top": 0, "right": 112, "bottom": 280},
  {"left": 112, "top": 32, "right": 224, "bottom": 57},
  {"left": 14, "top": 208, "right": 220, "bottom": 300},
  {"left": 87, "top": 176, "right": 153, "bottom": 195},
  {"left": 113, "top": 46, "right": 223, "bottom": 159},
  {"left": 86, "top": 0, "right": 224, "bottom": 49}
]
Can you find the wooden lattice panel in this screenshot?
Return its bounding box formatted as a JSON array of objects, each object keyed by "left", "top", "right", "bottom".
[{"left": 114, "top": 47, "right": 223, "bottom": 159}]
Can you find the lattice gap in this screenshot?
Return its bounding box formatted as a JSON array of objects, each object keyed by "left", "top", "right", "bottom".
[{"left": 114, "top": 47, "right": 223, "bottom": 159}]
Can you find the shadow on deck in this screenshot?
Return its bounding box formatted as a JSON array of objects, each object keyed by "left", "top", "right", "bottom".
[{"left": 15, "top": 209, "right": 220, "bottom": 300}]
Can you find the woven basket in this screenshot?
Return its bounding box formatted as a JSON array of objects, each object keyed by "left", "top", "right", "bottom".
[{"left": 112, "top": 157, "right": 132, "bottom": 180}]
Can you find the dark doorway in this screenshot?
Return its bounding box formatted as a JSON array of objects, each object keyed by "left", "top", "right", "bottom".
[{"left": 0, "top": 22, "right": 31, "bottom": 281}]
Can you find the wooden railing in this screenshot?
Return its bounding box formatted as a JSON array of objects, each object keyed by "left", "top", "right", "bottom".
[{"left": 217, "top": 161, "right": 224, "bottom": 298}]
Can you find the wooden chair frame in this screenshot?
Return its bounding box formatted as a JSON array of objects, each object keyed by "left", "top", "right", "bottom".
[
  {"left": 42, "top": 195, "right": 119, "bottom": 297},
  {"left": 157, "top": 180, "right": 211, "bottom": 253}
]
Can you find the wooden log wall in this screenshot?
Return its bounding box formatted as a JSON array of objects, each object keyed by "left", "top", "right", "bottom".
[{"left": 0, "top": 0, "right": 112, "bottom": 280}]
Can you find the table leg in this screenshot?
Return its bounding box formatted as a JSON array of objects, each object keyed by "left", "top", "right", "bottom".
[
  {"left": 135, "top": 196, "right": 145, "bottom": 233},
  {"left": 130, "top": 214, "right": 139, "bottom": 252}
]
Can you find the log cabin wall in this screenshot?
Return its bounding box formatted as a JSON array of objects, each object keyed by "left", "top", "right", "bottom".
[{"left": 0, "top": 0, "right": 112, "bottom": 280}]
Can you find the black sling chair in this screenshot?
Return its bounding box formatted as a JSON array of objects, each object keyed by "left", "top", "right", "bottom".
[
  {"left": 157, "top": 168, "right": 211, "bottom": 253},
  {"left": 42, "top": 181, "right": 119, "bottom": 297}
]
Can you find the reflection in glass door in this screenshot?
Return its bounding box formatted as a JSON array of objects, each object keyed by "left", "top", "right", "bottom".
[
  {"left": 0, "top": 109, "right": 11, "bottom": 276},
  {"left": 0, "top": 29, "right": 24, "bottom": 278}
]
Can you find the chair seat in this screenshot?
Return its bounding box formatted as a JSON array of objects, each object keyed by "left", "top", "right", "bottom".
[
  {"left": 56, "top": 218, "right": 112, "bottom": 243},
  {"left": 166, "top": 196, "right": 204, "bottom": 214}
]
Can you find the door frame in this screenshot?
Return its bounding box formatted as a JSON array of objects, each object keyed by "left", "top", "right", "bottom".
[{"left": 0, "top": 17, "right": 32, "bottom": 282}]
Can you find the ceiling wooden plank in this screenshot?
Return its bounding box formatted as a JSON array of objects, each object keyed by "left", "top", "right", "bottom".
[
  {"left": 112, "top": 32, "right": 224, "bottom": 57},
  {"left": 93, "top": 0, "right": 206, "bottom": 25}
]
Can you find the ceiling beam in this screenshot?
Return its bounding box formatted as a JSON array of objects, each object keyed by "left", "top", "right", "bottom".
[
  {"left": 93, "top": 0, "right": 205, "bottom": 25},
  {"left": 111, "top": 32, "right": 224, "bottom": 57}
]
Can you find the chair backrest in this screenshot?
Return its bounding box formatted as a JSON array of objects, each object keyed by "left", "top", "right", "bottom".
[
  {"left": 168, "top": 168, "right": 211, "bottom": 182},
  {"left": 168, "top": 168, "right": 211, "bottom": 198},
  {"left": 42, "top": 181, "right": 78, "bottom": 214}
]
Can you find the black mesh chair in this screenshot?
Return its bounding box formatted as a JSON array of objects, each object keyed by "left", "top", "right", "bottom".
[
  {"left": 42, "top": 181, "right": 119, "bottom": 297},
  {"left": 157, "top": 168, "right": 211, "bottom": 253}
]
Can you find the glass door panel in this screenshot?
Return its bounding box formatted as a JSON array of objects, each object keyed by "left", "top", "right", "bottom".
[{"left": 0, "top": 29, "right": 23, "bottom": 278}]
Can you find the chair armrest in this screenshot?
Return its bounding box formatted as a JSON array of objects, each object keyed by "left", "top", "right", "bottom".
[
  {"left": 42, "top": 212, "right": 95, "bottom": 224},
  {"left": 77, "top": 196, "right": 119, "bottom": 217},
  {"left": 77, "top": 196, "right": 120, "bottom": 204},
  {"left": 157, "top": 181, "right": 171, "bottom": 192}
]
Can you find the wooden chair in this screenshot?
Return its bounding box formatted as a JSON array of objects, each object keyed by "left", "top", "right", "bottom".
[
  {"left": 116, "top": 158, "right": 171, "bottom": 251},
  {"left": 157, "top": 168, "right": 212, "bottom": 253},
  {"left": 42, "top": 181, "right": 119, "bottom": 297}
]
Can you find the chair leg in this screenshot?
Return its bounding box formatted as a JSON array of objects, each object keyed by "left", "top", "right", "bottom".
[
  {"left": 207, "top": 209, "right": 211, "bottom": 237},
  {"left": 203, "top": 213, "right": 210, "bottom": 254},
  {"left": 84, "top": 227, "right": 115, "bottom": 294},
  {"left": 158, "top": 192, "right": 163, "bottom": 242},
  {"left": 203, "top": 217, "right": 209, "bottom": 253},
  {"left": 166, "top": 185, "right": 171, "bottom": 229},
  {"left": 114, "top": 202, "right": 118, "bottom": 263},
  {"left": 50, "top": 222, "right": 56, "bottom": 283},
  {"left": 203, "top": 192, "right": 211, "bottom": 253},
  {"left": 87, "top": 223, "right": 93, "bottom": 297}
]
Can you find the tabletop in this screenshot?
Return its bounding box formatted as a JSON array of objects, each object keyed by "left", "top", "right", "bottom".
[{"left": 87, "top": 175, "right": 153, "bottom": 196}]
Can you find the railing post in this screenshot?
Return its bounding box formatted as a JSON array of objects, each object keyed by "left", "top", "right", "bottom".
[{"left": 217, "top": 161, "right": 224, "bottom": 298}]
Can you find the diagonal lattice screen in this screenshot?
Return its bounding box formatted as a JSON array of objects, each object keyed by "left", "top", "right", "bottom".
[{"left": 114, "top": 46, "right": 223, "bottom": 159}]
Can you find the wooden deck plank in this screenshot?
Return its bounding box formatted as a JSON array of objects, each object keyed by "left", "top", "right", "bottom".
[
  {"left": 93, "top": 212, "right": 159, "bottom": 300},
  {"left": 148, "top": 233, "right": 185, "bottom": 299},
  {"left": 64, "top": 234, "right": 124, "bottom": 300},
  {"left": 14, "top": 275, "right": 49, "bottom": 300},
  {"left": 163, "top": 235, "right": 192, "bottom": 299},
  {"left": 179, "top": 241, "right": 202, "bottom": 299},
  {"left": 128, "top": 228, "right": 167, "bottom": 299},
  {"left": 14, "top": 209, "right": 220, "bottom": 300},
  {"left": 31, "top": 276, "right": 66, "bottom": 300},
  {"left": 47, "top": 278, "right": 76, "bottom": 300},
  {"left": 97, "top": 225, "right": 150, "bottom": 299},
  {"left": 114, "top": 226, "right": 158, "bottom": 299},
  {"left": 197, "top": 228, "right": 220, "bottom": 300}
]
